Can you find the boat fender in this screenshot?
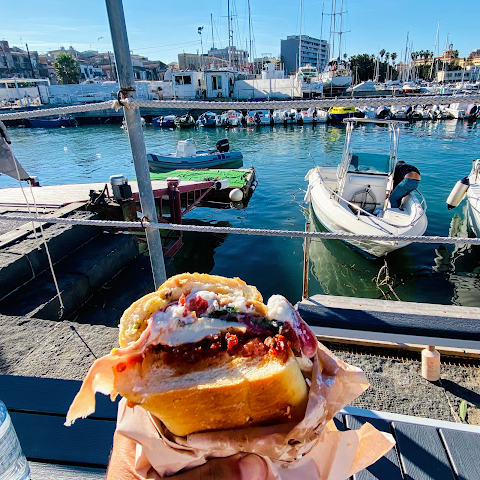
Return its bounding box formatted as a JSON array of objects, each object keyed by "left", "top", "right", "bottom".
[
  {"left": 446, "top": 177, "right": 469, "bottom": 210},
  {"left": 229, "top": 188, "right": 244, "bottom": 202},
  {"left": 215, "top": 180, "right": 230, "bottom": 190}
]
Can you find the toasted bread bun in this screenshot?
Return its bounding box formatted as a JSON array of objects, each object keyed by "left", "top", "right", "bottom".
[
  {"left": 119, "top": 273, "right": 265, "bottom": 347},
  {"left": 114, "top": 349, "right": 308, "bottom": 436}
]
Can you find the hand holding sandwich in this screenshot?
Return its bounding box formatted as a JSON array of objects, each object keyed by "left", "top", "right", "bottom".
[{"left": 107, "top": 432, "right": 268, "bottom": 480}]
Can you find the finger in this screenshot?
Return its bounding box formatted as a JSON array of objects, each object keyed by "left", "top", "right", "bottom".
[
  {"left": 173, "top": 454, "right": 268, "bottom": 480},
  {"left": 107, "top": 432, "right": 147, "bottom": 480}
]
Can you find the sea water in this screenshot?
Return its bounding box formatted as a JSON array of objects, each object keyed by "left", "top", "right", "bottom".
[{"left": 2, "top": 120, "right": 480, "bottom": 306}]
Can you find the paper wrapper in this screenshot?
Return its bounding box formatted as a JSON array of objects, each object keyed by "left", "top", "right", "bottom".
[{"left": 116, "top": 342, "right": 395, "bottom": 479}]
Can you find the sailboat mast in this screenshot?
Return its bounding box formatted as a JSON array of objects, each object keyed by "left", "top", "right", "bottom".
[
  {"left": 338, "top": 0, "right": 343, "bottom": 59},
  {"left": 248, "top": 0, "right": 252, "bottom": 67},
  {"left": 331, "top": 0, "right": 336, "bottom": 61},
  {"left": 318, "top": 2, "right": 324, "bottom": 70},
  {"left": 227, "top": 0, "right": 232, "bottom": 66},
  {"left": 298, "top": 0, "right": 303, "bottom": 72},
  {"left": 430, "top": 20, "right": 439, "bottom": 80},
  {"left": 403, "top": 32, "right": 409, "bottom": 82},
  {"left": 211, "top": 13, "right": 215, "bottom": 50}
]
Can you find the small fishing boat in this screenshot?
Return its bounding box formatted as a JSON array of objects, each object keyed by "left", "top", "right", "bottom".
[
  {"left": 245, "top": 110, "right": 271, "bottom": 126},
  {"left": 447, "top": 159, "right": 480, "bottom": 237},
  {"left": 196, "top": 112, "right": 217, "bottom": 128},
  {"left": 147, "top": 138, "right": 243, "bottom": 172},
  {"left": 327, "top": 106, "right": 358, "bottom": 123},
  {"left": 25, "top": 115, "right": 77, "bottom": 128},
  {"left": 216, "top": 110, "right": 243, "bottom": 127},
  {"left": 299, "top": 107, "right": 315, "bottom": 124},
  {"left": 121, "top": 117, "right": 146, "bottom": 129},
  {"left": 305, "top": 119, "right": 428, "bottom": 257},
  {"left": 315, "top": 109, "right": 329, "bottom": 123},
  {"left": 152, "top": 115, "right": 176, "bottom": 128},
  {"left": 174, "top": 114, "right": 195, "bottom": 128}
]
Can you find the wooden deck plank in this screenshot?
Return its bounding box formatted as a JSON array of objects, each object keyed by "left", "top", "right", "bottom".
[
  {"left": 10, "top": 411, "right": 115, "bottom": 467},
  {"left": 0, "top": 374, "right": 118, "bottom": 419},
  {"left": 346, "top": 415, "right": 403, "bottom": 480},
  {"left": 297, "top": 301, "right": 480, "bottom": 341},
  {"left": 440, "top": 428, "right": 480, "bottom": 480},
  {"left": 392, "top": 422, "right": 456, "bottom": 480},
  {"left": 0, "top": 180, "right": 209, "bottom": 208}
]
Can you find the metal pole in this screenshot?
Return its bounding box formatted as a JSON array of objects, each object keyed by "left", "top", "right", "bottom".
[
  {"left": 105, "top": 0, "right": 167, "bottom": 289},
  {"left": 302, "top": 220, "right": 311, "bottom": 299}
]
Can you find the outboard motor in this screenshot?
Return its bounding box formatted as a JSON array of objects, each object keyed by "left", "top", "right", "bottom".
[
  {"left": 376, "top": 106, "right": 391, "bottom": 119},
  {"left": 216, "top": 138, "right": 230, "bottom": 153},
  {"left": 404, "top": 105, "right": 413, "bottom": 118},
  {"left": 466, "top": 103, "right": 478, "bottom": 120}
]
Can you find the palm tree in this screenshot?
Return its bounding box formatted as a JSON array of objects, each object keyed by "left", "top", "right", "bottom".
[
  {"left": 391, "top": 52, "right": 397, "bottom": 65},
  {"left": 419, "top": 50, "right": 425, "bottom": 63},
  {"left": 379, "top": 49, "right": 386, "bottom": 61},
  {"left": 54, "top": 53, "right": 81, "bottom": 84}
]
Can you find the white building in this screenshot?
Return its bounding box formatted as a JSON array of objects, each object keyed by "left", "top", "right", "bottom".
[{"left": 280, "top": 35, "right": 329, "bottom": 75}]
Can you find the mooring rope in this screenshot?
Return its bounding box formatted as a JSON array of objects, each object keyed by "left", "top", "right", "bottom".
[
  {"left": 2, "top": 213, "right": 480, "bottom": 246},
  {"left": 0, "top": 94, "right": 479, "bottom": 121}
]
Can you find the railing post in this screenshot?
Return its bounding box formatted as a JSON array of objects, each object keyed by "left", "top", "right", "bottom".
[
  {"left": 302, "top": 220, "right": 311, "bottom": 300},
  {"left": 105, "top": 0, "right": 166, "bottom": 289}
]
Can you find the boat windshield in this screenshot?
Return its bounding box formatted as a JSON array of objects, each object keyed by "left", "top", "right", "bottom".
[{"left": 348, "top": 150, "right": 391, "bottom": 175}]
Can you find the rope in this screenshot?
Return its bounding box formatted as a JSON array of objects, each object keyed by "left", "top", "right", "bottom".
[
  {"left": 2, "top": 213, "right": 480, "bottom": 246},
  {"left": 0, "top": 94, "right": 479, "bottom": 121}
]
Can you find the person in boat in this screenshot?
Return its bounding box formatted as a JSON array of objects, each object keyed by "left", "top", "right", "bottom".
[{"left": 389, "top": 160, "right": 421, "bottom": 209}]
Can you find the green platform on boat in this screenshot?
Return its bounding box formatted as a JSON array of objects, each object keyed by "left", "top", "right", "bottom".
[{"left": 148, "top": 169, "right": 251, "bottom": 187}]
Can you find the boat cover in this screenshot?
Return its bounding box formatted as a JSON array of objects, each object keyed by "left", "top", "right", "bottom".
[{"left": 0, "top": 121, "right": 29, "bottom": 181}]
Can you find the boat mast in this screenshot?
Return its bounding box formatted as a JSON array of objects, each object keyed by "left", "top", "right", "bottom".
[
  {"left": 338, "top": 0, "right": 343, "bottom": 60},
  {"left": 403, "top": 32, "right": 409, "bottom": 82},
  {"left": 430, "top": 20, "right": 439, "bottom": 80},
  {"left": 298, "top": 0, "right": 302, "bottom": 72},
  {"left": 248, "top": 0, "right": 252, "bottom": 68},
  {"left": 331, "top": 0, "right": 336, "bottom": 62},
  {"left": 211, "top": 13, "right": 215, "bottom": 50},
  {"left": 318, "top": 2, "right": 324, "bottom": 71},
  {"left": 227, "top": 0, "right": 232, "bottom": 66}
]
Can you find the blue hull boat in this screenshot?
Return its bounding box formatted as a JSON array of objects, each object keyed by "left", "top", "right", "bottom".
[
  {"left": 197, "top": 112, "right": 217, "bottom": 128},
  {"left": 25, "top": 115, "right": 77, "bottom": 128},
  {"left": 152, "top": 115, "right": 176, "bottom": 128},
  {"left": 147, "top": 138, "right": 243, "bottom": 172}
]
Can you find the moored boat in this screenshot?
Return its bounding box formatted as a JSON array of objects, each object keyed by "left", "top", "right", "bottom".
[
  {"left": 305, "top": 119, "right": 428, "bottom": 257},
  {"left": 153, "top": 114, "right": 176, "bottom": 128},
  {"left": 147, "top": 138, "right": 243, "bottom": 172},
  {"left": 25, "top": 115, "right": 77, "bottom": 128},
  {"left": 174, "top": 114, "right": 195, "bottom": 128},
  {"left": 327, "top": 106, "right": 358, "bottom": 123},
  {"left": 196, "top": 112, "right": 217, "bottom": 128}
]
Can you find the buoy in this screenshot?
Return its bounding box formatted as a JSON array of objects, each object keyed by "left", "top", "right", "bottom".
[
  {"left": 446, "top": 177, "right": 469, "bottom": 210},
  {"left": 229, "top": 188, "right": 243, "bottom": 202}
]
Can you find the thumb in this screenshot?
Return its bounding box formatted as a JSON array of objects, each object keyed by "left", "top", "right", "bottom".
[{"left": 173, "top": 454, "right": 268, "bottom": 480}]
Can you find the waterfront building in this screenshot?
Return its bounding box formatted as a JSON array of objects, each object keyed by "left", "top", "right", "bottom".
[
  {"left": 206, "top": 46, "right": 248, "bottom": 70},
  {"left": 177, "top": 53, "right": 226, "bottom": 71},
  {"left": 0, "top": 41, "right": 49, "bottom": 79},
  {"left": 280, "top": 35, "right": 329, "bottom": 76}
]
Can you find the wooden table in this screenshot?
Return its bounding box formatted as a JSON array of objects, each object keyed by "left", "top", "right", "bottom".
[{"left": 1, "top": 374, "right": 479, "bottom": 479}]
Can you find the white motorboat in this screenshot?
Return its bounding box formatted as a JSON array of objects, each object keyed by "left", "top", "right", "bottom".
[
  {"left": 147, "top": 138, "right": 243, "bottom": 172},
  {"left": 121, "top": 117, "right": 146, "bottom": 129},
  {"left": 315, "top": 109, "right": 329, "bottom": 123},
  {"left": 299, "top": 107, "right": 315, "bottom": 124},
  {"left": 447, "top": 159, "right": 480, "bottom": 237},
  {"left": 272, "top": 108, "right": 298, "bottom": 124},
  {"left": 245, "top": 110, "right": 272, "bottom": 126},
  {"left": 305, "top": 119, "right": 428, "bottom": 257},
  {"left": 216, "top": 110, "right": 243, "bottom": 127},
  {"left": 444, "top": 103, "right": 466, "bottom": 119}
]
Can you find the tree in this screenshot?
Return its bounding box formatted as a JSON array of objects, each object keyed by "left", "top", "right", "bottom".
[
  {"left": 379, "top": 49, "right": 386, "bottom": 61},
  {"left": 54, "top": 53, "right": 81, "bottom": 84},
  {"left": 391, "top": 52, "right": 397, "bottom": 64}
]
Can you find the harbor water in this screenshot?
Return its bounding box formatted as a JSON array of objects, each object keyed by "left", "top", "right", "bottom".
[{"left": 1, "top": 120, "right": 480, "bottom": 306}]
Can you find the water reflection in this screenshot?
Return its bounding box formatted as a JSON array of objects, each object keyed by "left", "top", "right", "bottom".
[{"left": 433, "top": 205, "right": 480, "bottom": 306}]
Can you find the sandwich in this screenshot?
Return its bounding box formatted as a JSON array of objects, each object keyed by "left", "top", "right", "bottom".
[{"left": 66, "top": 273, "right": 318, "bottom": 436}]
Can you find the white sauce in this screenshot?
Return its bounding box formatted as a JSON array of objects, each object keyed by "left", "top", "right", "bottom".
[
  {"left": 266, "top": 295, "right": 294, "bottom": 324},
  {"left": 159, "top": 318, "right": 246, "bottom": 346}
]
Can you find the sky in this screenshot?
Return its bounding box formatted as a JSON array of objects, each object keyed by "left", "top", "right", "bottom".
[{"left": 2, "top": 0, "right": 479, "bottom": 65}]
